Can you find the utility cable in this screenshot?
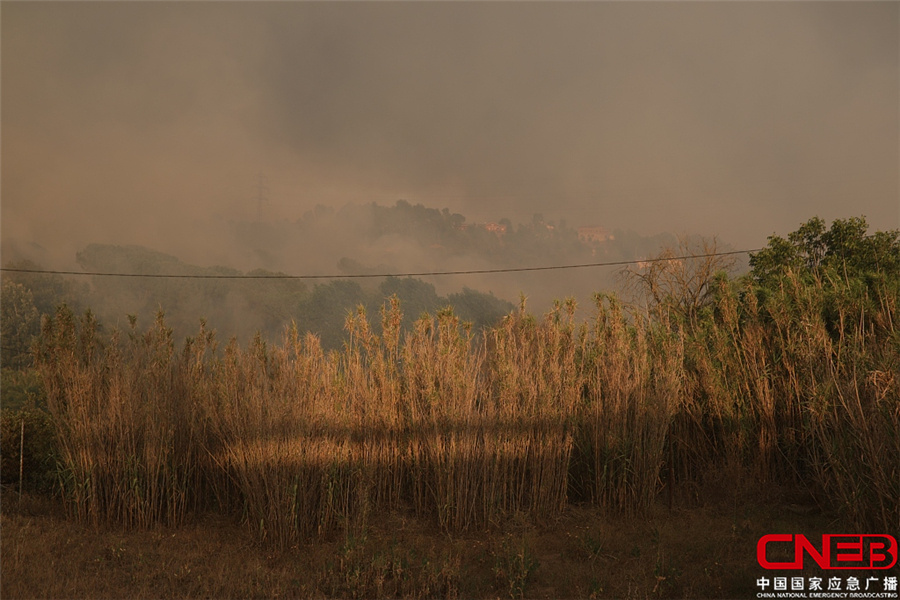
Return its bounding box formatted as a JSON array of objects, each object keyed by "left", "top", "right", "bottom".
[{"left": 0, "top": 248, "right": 760, "bottom": 280}]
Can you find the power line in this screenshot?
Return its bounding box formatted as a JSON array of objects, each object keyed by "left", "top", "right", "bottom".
[{"left": 0, "top": 248, "right": 759, "bottom": 281}]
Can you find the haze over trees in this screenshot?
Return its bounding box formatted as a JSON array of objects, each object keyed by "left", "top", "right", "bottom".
[{"left": 2, "top": 201, "right": 684, "bottom": 350}]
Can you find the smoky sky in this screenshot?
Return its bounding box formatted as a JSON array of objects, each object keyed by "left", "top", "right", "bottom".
[{"left": 2, "top": 1, "right": 898, "bottom": 270}]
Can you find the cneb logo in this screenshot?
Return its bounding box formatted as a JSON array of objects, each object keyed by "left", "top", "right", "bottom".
[{"left": 757, "top": 534, "right": 897, "bottom": 570}]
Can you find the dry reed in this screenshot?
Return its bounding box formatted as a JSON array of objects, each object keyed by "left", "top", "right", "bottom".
[{"left": 35, "top": 279, "right": 899, "bottom": 546}]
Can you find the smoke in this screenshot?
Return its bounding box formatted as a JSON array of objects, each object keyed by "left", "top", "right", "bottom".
[{"left": 2, "top": 2, "right": 897, "bottom": 276}]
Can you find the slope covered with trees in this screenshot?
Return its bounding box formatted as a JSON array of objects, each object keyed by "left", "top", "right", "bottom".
[{"left": 5, "top": 244, "right": 515, "bottom": 353}]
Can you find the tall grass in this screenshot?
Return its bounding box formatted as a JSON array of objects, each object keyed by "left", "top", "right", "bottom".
[
  {"left": 766, "top": 274, "right": 899, "bottom": 531},
  {"left": 36, "top": 310, "right": 199, "bottom": 527},
  {"left": 573, "top": 294, "right": 682, "bottom": 512},
  {"left": 34, "top": 278, "right": 899, "bottom": 546},
  {"left": 677, "top": 274, "right": 898, "bottom": 529}
]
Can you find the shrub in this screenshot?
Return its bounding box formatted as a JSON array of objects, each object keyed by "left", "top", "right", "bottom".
[{"left": 0, "top": 405, "right": 58, "bottom": 493}]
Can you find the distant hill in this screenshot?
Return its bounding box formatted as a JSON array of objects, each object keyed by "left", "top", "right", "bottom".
[
  {"left": 4, "top": 201, "right": 700, "bottom": 346},
  {"left": 229, "top": 200, "right": 681, "bottom": 312},
  {"left": 9, "top": 242, "right": 514, "bottom": 349}
]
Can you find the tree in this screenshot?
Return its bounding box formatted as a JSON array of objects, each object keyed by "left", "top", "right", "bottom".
[
  {"left": 749, "top": 216, "right": 900, "bottom": 288},
  {"left": 1, "top": 280, "right": 40, "bottom": 369},
  {"left": 297, "top": 280, "right": 369, "bottom": 350},
  {"left": 620, "top": 235, "right": 737, "bottom": 329},
  {"left": 3, "top": 260, "right": 84, "bottom": 317},
  {"left": 378, "top": 277, "right": 443, "bottom": 330},
  {"left": 447, "top": 288, "right": 515, "bottom": 332}
]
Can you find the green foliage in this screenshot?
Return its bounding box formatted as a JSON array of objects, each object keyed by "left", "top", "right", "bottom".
[
  {"left": 317, "top": 537, "right": 460, "bottom": 599},
  {"left": 30, "top": 242, "right": 515, "bottom": 350},
  {"left": 1, "top": 280, "right": 40, "bottom": 369},
  {"left": 675, "top": 217, "right": 900, "bottom": 528},
  {"left": 378, "top": 277, "right": 444, "bottom": 330},
  {"left": 299, "top": 280, "right": 370, "bottom": 350},
  {"left": 492, "top": 536, "right": 539, "bottom": 599},
  {"left": 0, "top": 405, "right": 58, "bottom": 493},
  {"left": 447, "top": 287, "right": 515, "bottom": 332},
  {"left": 292, "top": 280, "right": 515, "bottom": 350},
  {"left": 747, "top": 216, "right": 900, "bottom": 349},
  {"left": 2, "top": 260, "right": 86, "bottom": 317},
  {"left": 750, "top": 216, "right": 900, "bottom": 288},
  {"left": 1, "top": 368, "right": 46, "bottom": 412}
]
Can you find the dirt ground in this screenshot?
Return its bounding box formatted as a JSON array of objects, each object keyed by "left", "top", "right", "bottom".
[{"left": 0, "top": 478, "right": 865, "bottom": 599}]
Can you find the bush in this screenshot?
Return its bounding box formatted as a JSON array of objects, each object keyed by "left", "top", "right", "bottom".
[
  {"left": 0, "top": 368, "right": 46, "bottom": 412},
  {"left": 0, "top": 405, "right": 58, "bottom": 493}
]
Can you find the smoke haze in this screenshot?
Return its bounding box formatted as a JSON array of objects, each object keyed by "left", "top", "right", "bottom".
[{"left": 2, "top": 2, "right": 898, "bottom": 288}]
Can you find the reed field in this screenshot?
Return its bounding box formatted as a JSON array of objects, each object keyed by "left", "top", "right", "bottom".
[{"left": 29, "top": 268, "right": 899, "bottom": 554}]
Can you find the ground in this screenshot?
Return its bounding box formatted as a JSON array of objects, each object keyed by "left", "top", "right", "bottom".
[{"left": 0, "top": 476, "right": 848, "bottom": 599}]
